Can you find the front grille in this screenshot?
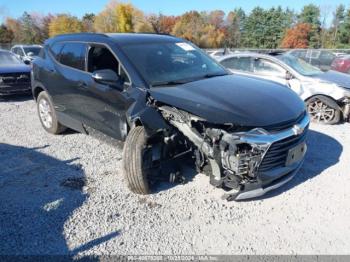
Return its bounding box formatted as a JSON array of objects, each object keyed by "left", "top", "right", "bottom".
[
  {"left": 0, "top": 73, "right": 30, "bottom": 84},
  {"left": 258, "top": 126, "right": 308, "bottom": 172}
]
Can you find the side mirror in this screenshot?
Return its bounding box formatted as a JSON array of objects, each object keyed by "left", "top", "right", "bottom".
[
  {"left": 92, "top": 69, "right": 122, "bottom": 90},
  {"left": 286, "top": 71, "right": 293, "bottom": 80},
  {"left": 23, "top": 60, "right": 31, "bottom": 65}
]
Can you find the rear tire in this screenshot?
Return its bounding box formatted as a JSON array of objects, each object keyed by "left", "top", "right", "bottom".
[
  {"left": 37, "top": 91, "right": 67, "bottom": 134},
  {"left": 122, "top": 126, "right": 150, "bottom": 194},
  {"left": 306, "top": 96, "right": 341, "bottom": 125}
]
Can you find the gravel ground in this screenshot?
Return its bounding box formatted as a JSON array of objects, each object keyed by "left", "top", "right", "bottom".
[{"left": 0, "top": 95, "right": 350, "bottom": 256}]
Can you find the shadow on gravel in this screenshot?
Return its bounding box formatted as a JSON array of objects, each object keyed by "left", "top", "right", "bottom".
[
  {"left": 0, "top": 94, "right": 33, "bottom": 102},
  {"left": 0, "top": 143, "right": 118, "bottom": 257},
  {"left": 251, "top": 129, "right": 343, "bottom": 200}
]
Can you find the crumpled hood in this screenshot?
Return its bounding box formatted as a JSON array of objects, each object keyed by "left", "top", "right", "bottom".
[
  {"left": 150, "top": 75, "right": 306, "bottom": 127},
  {"left": 0, "top": 64, "right": 31, "bottom": 74},
  {"left": 312, "top": 70, "right": 350, "bottom": 89}
]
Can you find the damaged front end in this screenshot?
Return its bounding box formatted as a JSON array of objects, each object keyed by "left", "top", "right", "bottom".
[{"left": 158, "top": 105, "right": 310, "bottom": 201}]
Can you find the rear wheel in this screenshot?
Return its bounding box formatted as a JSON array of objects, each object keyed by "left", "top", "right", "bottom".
[
  {"left": 306, "top": 96, "right": 341, "bottom": 125},
  {"left": 37, "top": 91, "right": 67, "bottom": 134}
]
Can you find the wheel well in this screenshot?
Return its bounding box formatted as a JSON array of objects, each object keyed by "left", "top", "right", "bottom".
[{"left": 33, "top": 87, "right": 44, "bottom": 100}]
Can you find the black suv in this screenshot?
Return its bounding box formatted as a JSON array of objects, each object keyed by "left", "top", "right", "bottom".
[{"left": 32, "top": 33, "right": 309, "bottom": 201}]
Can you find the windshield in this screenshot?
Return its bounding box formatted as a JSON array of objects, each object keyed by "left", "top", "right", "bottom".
[
  {"left": 0, "top": 52, "right": 22, "bottom": 65},
  {"left": 278, "top": 55, "right": 322, "bottom": 76},
  {"left": 120, "top": 42, "right": 227, "bottom": 86},
  {"left": 23, "top": 47, "right": 42, "bottom": 56}
]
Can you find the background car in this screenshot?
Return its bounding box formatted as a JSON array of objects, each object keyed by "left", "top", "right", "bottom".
[
  {"left": 218, "top": 52, "right": 350, "bottom": 124},
  {"left": 287, "top": 49, "right": 336, "bottom": 71},
  {"left": 0, "top": 50, "right": 31, "bottom": 96},
  {"left": 331, "top": 55, "right": 350, "bottom": 74},
  {"left": 11, "top": 45, "right": 42, "bottom": 64}
]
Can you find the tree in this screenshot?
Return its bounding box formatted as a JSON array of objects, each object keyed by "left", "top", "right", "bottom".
[
  {"left": 332, "top": 5, "right": 346, "bottom": 47},
  {"left": 298, "top": 4, "right": 321, "bottom": 48},
  {"left": 5, "top": 18, "right": 21, "bottom": 43},
  {"left": 281, "top": 23, "right": 312, "bottom": 48},
  {"left": 49, "top": 14, "right": 83, "bottom": 37},
  {"left": 148, "top": 14, "right": 178, "bottom": 34},
  {"left": 94, "top": 0, "right": 119, "bottom": 32},
  {"left": 116, "top": 4, "right": 134, "bottom": 32},
  {"left": 226, "top": 8, "right": 246, "bottom": 48},
  {"left": 172, "top": 11, "right": 206, "bottom": 46},
  {"left": 82, "top": 13, "right": 95, "bottom": 32},
  {"left": 0, "top": 24, "right": 14, "bottom": 43},
  {"left": 242, "top": 7, "right": 293, "bottom": 48}
]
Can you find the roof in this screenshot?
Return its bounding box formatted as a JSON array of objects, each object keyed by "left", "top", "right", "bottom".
[{"left": 46, "top": 33, "right": 182, "bottom": 46}]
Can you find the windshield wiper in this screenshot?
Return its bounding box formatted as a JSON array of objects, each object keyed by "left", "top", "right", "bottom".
[
  {"left": 151, "top": 73, "right": 228, "bottom": 87},
  {"left": 151, "top": 79, "right": 191, "bottom": 87},
  {"left": 202, "top": 72, "right": 228, "bottom": 78}
]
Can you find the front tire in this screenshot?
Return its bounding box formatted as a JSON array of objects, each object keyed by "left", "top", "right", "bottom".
[
  {"left": 37, "top": 91, "right": 67, "bottom": 134},
  {"left": 122, "top": 126, "right": 150, "bottom": 194},
  {"left": 306, "top": 96, "right": 341, "bottom": 125}
]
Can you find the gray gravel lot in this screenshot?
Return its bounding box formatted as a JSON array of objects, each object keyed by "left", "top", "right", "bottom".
[{"left": 0, "top": 96, "right": 350, "bottom": 256}]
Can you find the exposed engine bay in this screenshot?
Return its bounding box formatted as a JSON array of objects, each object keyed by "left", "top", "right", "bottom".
[{"left": 150, "top": 105, "right": 273, "bottom": 200}]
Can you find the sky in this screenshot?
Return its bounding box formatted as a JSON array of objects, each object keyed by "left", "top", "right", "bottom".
[{"left": 0, "top": 0, "right": 348, "bottom": 23}]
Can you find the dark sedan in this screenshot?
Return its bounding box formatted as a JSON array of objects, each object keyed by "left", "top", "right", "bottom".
[{"left": 0, "top": 50, "right": 31, "bottom": 96}]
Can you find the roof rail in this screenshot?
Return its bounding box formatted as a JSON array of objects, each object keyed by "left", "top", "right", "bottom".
[{"left": 52, "top": 32, "right": 108, "bottom": 38}]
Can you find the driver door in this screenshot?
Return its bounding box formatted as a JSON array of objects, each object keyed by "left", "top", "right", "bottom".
[{"left": 81, "top": 44, "right": 131, "bottom": 140}]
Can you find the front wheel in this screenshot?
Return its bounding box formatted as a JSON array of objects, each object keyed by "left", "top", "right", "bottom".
[
  {"left": 306, "top": 96, "right": 341, "bottom": 125},
  {"left": 122, "top": 126, "right": 151, "bottom": 194}
]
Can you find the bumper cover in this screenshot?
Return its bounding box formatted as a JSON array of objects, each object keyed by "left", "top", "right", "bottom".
[{"left": 231, "top": 160, "right": 304, "bottom": 200}]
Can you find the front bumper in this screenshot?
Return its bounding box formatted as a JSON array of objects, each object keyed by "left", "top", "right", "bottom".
[
  {"left": 226, "top": 160, "right": 304, "bottom": 201},
  {"left": 223, "top": 114, "right": 310, "bottom": 201},
  {"left": 0, "top": 84, "right": 32, "bottom": 96}
]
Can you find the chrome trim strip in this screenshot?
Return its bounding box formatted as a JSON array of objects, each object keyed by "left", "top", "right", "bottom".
[{"left": 237, "top": 114, "right": 310, "bottom": 145}]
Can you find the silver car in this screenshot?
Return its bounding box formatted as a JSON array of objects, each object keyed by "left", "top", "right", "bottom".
[
  {"left": 217, "top": 53, "right": 350, "bottom": 124},
  {"left": 11, "top": 45, "right": 42, "bottom": 64}
]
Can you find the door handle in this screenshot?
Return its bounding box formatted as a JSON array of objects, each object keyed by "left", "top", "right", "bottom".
[{"left": 78, "top": 81, "right": 88, "bottom": 88}]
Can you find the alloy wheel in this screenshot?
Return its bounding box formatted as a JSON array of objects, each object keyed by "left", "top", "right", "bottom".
[
  {"left": 307, "top": 99, "right": 336, "bottom": 124},
  {"left": 38, "top": 98, "right": 53, "bottom": 129}
]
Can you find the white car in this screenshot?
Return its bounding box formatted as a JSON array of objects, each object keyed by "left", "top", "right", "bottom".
[
  {"left": 217, "top": 52, "right": 350, "bottom": 124},
  {"left": 11, "top": 45, "right": 43, "bottom": 64}
]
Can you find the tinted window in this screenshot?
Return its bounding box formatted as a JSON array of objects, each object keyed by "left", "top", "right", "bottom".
[
  {"left": 254, "top": 58, "right": 285, "bottom": 77},
  {"left": 221, "top": 57, "right": 252, "bottom": 72},
  {"left": 50, "top": 42, "right": 64, "bottom": 60},
  {"left": 59, "top": 43, "right": 86, "bottom": 71},
  {"left": 23, "top": 47, "right": 42, "bottom": 56},
  {"left": 88, "top": 46, "right": 119, "bottom": 74}
]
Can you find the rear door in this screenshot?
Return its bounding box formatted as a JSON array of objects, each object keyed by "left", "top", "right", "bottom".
[
  {"left": 48, "top": 42, "right": 91, "bottom": 125},
  {"left": 220, "top": 56, "right": 253, "bottom": 76}
]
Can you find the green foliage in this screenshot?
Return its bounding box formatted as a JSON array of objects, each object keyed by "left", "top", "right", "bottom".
[
  {"left": 241, "top": 7, "right": 294, "bottom": 48},
  {"left": 2, "top": 1, "right": 350, "bottom": 49}
]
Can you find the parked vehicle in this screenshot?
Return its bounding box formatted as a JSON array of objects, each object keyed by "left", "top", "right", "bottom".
[
  {"left": 11, "top": 45, "right": 42, "bottom": 64},
  {"left": 218, "top": 52, "right": 350, "bottom": 124},
  {"left": 331, "top": 55, "right": 350, "bottom": 74},
  {"left": 32, "top": 33, "right": 309, "bottom": 201},
  {"left": 286, "top": 49, "right": 336, "bottom": 71},
  {"left": 0, "top": 50, "right": 31, "bottom": 96},
  {"left": 208, "top": 49, "right": 231, "bottom": 59}
]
